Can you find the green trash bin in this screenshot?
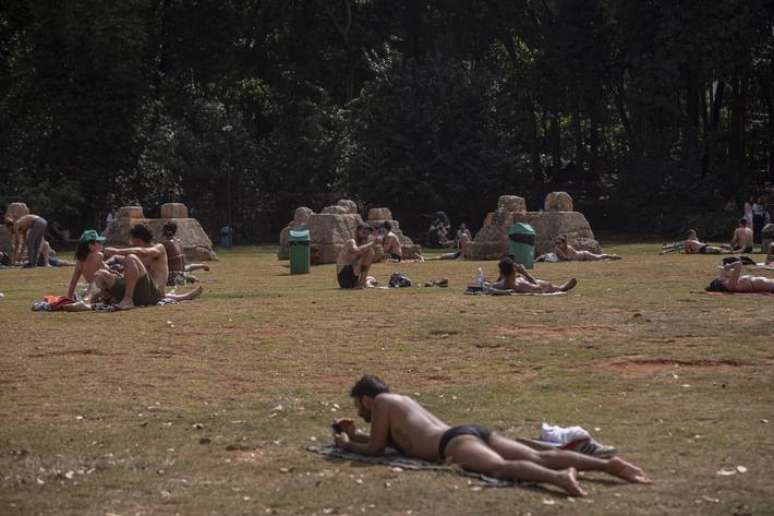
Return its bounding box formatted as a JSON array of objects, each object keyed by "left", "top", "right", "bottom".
[
  {"left": 508, "top": 223, "right": 536, "bottom": 269},
  {"left": 288, "top": 229, "right": 311, "bottom": 274}
]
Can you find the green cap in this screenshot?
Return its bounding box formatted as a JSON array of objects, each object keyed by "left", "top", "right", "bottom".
[{"left": 79, "top": 229, "right": 106, "bottom": 243}]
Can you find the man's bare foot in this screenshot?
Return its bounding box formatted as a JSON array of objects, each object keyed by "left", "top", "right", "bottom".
[
  {"left": 555, "top": 467, "right": 587, "bottom": 497},
  {"left": 607, "top": 457, "right": 651, "bottom": 483},
  {"left": 559, "top": 278, "right": 578, "bottom": 292},
  {"left": 203, "top": 265, "right": 210, "bottom": 272},
  {"left": 115, "top": 299, "right": 135, "bottom": 310}
]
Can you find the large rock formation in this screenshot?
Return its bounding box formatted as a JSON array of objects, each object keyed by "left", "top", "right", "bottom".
[
  {"left": 278, "top": 207, "right": 314, "bottom": 259},
  {"left": 464, "top": 192, "right": 600, "bottom": 260},
  {"left": 105, "top": 204, "right": 217, "bottom": 261},
  {"left": 277, "top": 200, "right": 422, "bottom": 264},
  {"left": 366, "top": 208, "right": 422, "bottom": 260}
]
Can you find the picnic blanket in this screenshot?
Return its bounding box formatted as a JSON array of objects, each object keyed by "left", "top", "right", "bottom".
[{"left": 306, "top": 445, "right": 513, "bottom": 487}]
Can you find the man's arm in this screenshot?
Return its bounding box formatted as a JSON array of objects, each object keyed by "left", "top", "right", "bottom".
[
  {"left": 104, "top": 245, "right": 161, "bottom": 259},
  {"left": 514, "top": 263, "right": 538, "bottom": 284},
  {"left": 12, "top": 225, "right": 25, "bottom": 263},
  {"left": 731, "top": 229, "right": 739, "bottom": 247},
  {"left": 334, "top": 398, "right": 390, "bottom": 456},
  {"left": 723, "top": 262, "right": 743, "bottom": 290}
]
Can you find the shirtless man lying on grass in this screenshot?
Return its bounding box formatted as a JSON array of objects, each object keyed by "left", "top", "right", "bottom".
[
  {"left": 683, "top": 230, "right": 734, "bottom": 255},
  {"left": 707, "top": 259, "right": 774, "bottom": 293},
  {"left": 332, "top": 375, "right": 651, "bottom": 497},
  {"left": 491, "top": 256, "right": 577, "bottom": 294}
]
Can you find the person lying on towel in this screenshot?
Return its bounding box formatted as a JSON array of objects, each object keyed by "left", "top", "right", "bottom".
[
  {"left": 332, "top": 375, "right": 650, "bottom": 497},
  {"left": 707, "top": 259, "right": 774, "bottom": 293},
  {"left": 490, "top": 256, "right": 577, "bottom": 294}
]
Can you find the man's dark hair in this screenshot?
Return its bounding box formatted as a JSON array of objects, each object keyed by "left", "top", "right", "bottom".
[
  {"left": 739, "top": 218, "right": 748, "bottom": 226},
  {"left": 383, "top": 221, "right": 392, "bottom": 231},
  {"left": 350, "top": 375, "right": 390, "bottom": 399},
  {"left": 163, "top": 221, "right": 178, "bottom": 236},
  {"left": 498, "top": 256, "right": 515, "bottom": 277},
  {"left": 706, "top": 279, "right": 728, "bottom": 292},
  {"left": 130, "top": 223, "right": 154, "bottom": 243},
  {"left": 75, "top": 240, "right": 93, "bottom": 261}
]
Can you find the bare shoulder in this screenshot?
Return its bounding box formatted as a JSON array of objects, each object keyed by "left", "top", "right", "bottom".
[{"left": 374, "top": 393, "right": 403, "bottom": 408}]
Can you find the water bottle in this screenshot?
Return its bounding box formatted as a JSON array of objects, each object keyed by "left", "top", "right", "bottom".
[{"left": 475, "top": 267, "right": 486, "bottom": 288}]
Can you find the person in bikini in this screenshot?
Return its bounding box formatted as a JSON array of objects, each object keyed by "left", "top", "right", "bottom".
[
  {"left": 707, "top": 259, "right": 774, "bottom": 293},
  {"left": 66, "top": 230, "right": 111, "bottom": 301},
  {"left": 729, "top": 218, "right": 754, "bottom": 253},
  {"left": 336, "top": 223, "right": 377, "bottom": 289},
  {"left": 160, "top": 221, "right": 210, "bottom": 286},
  {"left": 554, "top": 235, "right": 621, "bottom": 261},
  {"left": 490, "top": 256, "right": 577, "bottom": 293},
  {"left": 683, "top": 229, "right": 731, "bottom": 254},
  {"left": 380, "top": 221, "right": 403, "bottom": 262},
  {"left": 332, "top": 375, "right": 651, "bottom": 497}
]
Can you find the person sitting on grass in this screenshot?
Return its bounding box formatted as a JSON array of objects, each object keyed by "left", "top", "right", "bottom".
[
  {"left": 380, "top": 221, "right": 403, "bottom": 262},
  {"left": 100, "top": 223, "right": 202, "bottom": 309},
  {"left": 707, "top": 259, "right": 774, "bottom": 293},
  {"left": 332, "top": 375, "right": 651, "bottom": 498},
  {"left": 66, "top": 230, "right": 110, "bottom": 301},
  {"left": 38, "top": 239, "right": 73, "bottom": 267},
  {"left": 554, "top": 235, "right": 621, "bottom": 261},
  {"left": 160, "top": 221, "right": 210, "bottom": 286},
  {"left": 730, "top": 218, "right": 754, "bottom": 253},
  {"left": 336, "top": 223, "right": 377, "bottom": 289},
  {"left": 491, "top": 256, "right": 577, "bottom": 294}
]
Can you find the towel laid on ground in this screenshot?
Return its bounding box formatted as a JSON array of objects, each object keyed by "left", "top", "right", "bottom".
[{"left": 306, "top": 445, "right": 513, "bottom": 487}]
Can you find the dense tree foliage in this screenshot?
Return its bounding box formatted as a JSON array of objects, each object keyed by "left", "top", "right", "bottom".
[{"left": 2, "top": 0, "right": 773, "bottom": 240}]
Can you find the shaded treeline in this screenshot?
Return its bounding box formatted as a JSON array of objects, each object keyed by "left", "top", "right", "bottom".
[{"left": 1, "top": 0, "right": 773, "bottom": 241}]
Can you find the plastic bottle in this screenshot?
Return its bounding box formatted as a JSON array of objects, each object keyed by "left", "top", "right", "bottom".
[{"left": 474, "top": 267, "right": 486, "bottom": 288}]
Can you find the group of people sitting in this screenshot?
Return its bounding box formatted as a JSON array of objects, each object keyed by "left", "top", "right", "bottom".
[{"left": 66, "top": 223, "right": 203, "bottom": 309}]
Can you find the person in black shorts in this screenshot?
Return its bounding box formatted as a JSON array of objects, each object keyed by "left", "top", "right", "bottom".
[
  {"left": 331, "top": 375, "right": 651, "bottom": 497},
  {"left": 336, "top": 223, "right": 377, "bottom": 289}
]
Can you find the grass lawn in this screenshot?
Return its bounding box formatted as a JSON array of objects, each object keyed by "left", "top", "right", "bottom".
[{"left": 1, "top": 243, "right": 773, "bottom": 515}]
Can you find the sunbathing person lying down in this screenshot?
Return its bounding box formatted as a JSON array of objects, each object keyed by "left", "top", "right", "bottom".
[
  {"left": 684, "top": 230, "right": 735, "bottom": 255},
  {"left": 491, "top": 256, "right": 577, "bottom": 294},
  {"left": 332, "top": 375, "right": 650, "bottom": 497},
  {"left": 554, "top": 235, "right": 621, "bottom": 261},
  {"left": 707, "top": 259, "right": 774, "bottom": 293}
]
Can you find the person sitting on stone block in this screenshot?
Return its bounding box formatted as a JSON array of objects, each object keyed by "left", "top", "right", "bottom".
[
  {"left": 707, "top": 259, "right": 774, "bottom": 293},
  {"left": 336, "top": 223, "right": 377, "bottom": 289},
  {"left": 553, "top": 235, "right": 621, "bottom": 261},
  {"left": 490, "top": 256, "right": 577, "bottom": 294}
]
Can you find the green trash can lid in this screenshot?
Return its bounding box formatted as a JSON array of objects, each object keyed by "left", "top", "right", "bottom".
[
  {"left": 289, "top": 229, "right": 310, "bottom": 241},
  {"left": 508, "top": 222, "right": 535, "bottom": 235}
]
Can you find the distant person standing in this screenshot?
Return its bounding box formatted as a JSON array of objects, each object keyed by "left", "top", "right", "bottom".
[
  {"left": 752, "top": 196, "right": 766, "bottom": 244},
  {"left": 5, "top": 213, "right": 48, "bottom": 267},
  {"left": 743, "top": 196, "right": 754, "bottom": 229},
  {"left": 105, "top": 210, "right": 115, "bottom": 231}
]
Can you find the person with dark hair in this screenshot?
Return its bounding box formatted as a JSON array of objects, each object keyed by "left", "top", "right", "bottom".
[
  {"left": 730, "top": 218, "right": 754, "bottom": 253},
  {"left": 380, "top": 221, "right": 403, "bottom": 262},
  {"left": 554, "top": 235, "right": 621, "bottom": 261},
  {"left": 6, "top": 213, "right": 48, "bottom": 267},
  {"left": 66, "top": 230, "right": 109, "bottom": 300},
  {"left": 332, "top": 375, "right": 651, "bottom": 497},
  {"left": 684, "top": 229, "right": 729, "bottom": 254},
  {"left": 336, "top": 223, "right": 377, "bottom": 288},
  {"left": 491, "top": 257, "right": 577, "bottom": 293},
  {"left": 707, "top": 260, "right": 774, "bottom": 293},
  {"left": 161, "top": 221, "right": 210, "bottom": 286},
  {"left": 456, "top": 224, "right": 472, "bottom": 250},
  {"left": 100, "top": 223, "right": 169, "bottom": 309}
]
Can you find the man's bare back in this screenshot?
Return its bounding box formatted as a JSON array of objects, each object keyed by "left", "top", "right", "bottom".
[
  {"left": 382, "top": 232, "right": 402, "bottom": 258},
  {"left": 334, "top": 376, "right": 650, "bottom": 497},
  {"left": 731, "top": 227, "right": 753, "bottom": 251}
]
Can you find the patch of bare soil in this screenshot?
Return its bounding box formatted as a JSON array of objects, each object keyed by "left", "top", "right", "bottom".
[
  {"left": 600, "top": 357, "right": 747, "bottom": 376},
  {"left": 494, "top": 324, "right": 622, "bottom": 338}
]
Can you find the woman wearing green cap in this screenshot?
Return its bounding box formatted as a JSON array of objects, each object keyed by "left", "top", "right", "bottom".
[{"left": 66, "top": 230, "right": 108, "bottom": 301}]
